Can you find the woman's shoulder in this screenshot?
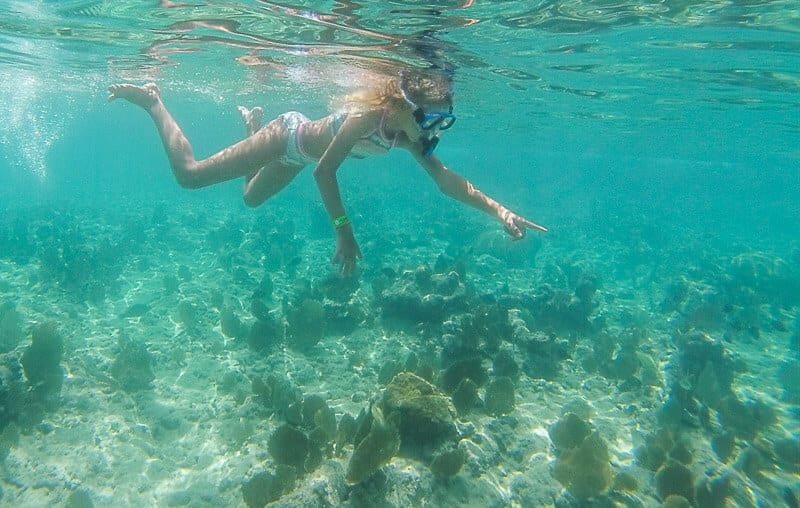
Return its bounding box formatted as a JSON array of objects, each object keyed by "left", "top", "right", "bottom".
[
  {"left": 333, "top": 107, "right": 383, "bottom": 121},
  {"left": 330, "top": 108, "right": 383, "bottom": 131}
]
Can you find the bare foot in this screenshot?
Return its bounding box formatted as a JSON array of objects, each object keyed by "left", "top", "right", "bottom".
[
  {"left": 108, "top": 83, "right": 161, "bottom": 109},
  {"left": 237, "top": 106, "right": 263, "bottom": 135}
]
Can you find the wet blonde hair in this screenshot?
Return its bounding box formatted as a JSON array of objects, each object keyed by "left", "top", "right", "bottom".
[
  {"left": 335, "top": 69, "right": 453, "bottom": 115},
  {"left": 338, "top": 78, "right": 405, "bottom": 113}
]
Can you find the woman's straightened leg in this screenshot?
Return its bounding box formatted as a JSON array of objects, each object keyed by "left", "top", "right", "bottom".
[{"left": 108, "top": 83, "right": 288, "bottom": 189}]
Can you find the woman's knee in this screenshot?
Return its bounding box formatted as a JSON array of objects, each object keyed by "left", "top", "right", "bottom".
[
  {"left": 173, "top": 164, "right": 205, "bottom": 189},
  {"left": 242, "top": 187, "right": 267, "bottom": 208},
  {"left": 243, "top": 194, "right": 264, "bottom": 208},
  {"left": 176, "top": 174, "right": 203, "bottom": 190}
]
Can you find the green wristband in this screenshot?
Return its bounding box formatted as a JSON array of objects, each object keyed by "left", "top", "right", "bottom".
[{"left": 332, "top": 215, "right": 350, "bottom": 229}]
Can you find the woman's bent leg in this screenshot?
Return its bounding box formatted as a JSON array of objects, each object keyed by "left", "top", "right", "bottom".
[
  {"left": 241, "top": 161, "right": 305, "bottom": 208},
  {"left": 237, "top": 105, "right": 305, "bottom": 208},
  {"left": 109, "top": 83, "right": 287, "bottom": 189}
]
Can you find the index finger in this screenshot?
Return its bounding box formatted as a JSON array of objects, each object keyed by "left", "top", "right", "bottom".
[{"left": 520, "top": 217, "right": 548, "bottom": 233}]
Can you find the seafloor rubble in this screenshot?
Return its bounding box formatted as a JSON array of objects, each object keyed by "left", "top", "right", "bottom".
[{"left": 0, "top": 203, "right": 798, "bottom": 507}]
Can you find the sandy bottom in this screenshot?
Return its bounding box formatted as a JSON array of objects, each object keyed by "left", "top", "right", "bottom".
[{"left": 0, "top": 198, "right": 797, "bottom": 507}]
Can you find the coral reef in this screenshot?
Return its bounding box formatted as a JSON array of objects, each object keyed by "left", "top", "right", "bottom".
[
  {"left": 0, "top": 302, "right": 22, "bottom": 353},
  {"left": 20, "top": 321, "right": 64, "bottom": 398},
  {"left": 374, "top": 264, "right": 470, "bottom": 328},
  {"left": 660, "top": 331, "right": 743, "bottom": 423},
  {"left": 552, "top": 431, "right": 613, "bottom": 500},
  {"left": 440, "top": 356, "right": 488, "bottom": 394},
  {"left": 508, "top": 308, "right": 571, "bottom": 380},
  {"left": 268, "top": 424, "right": 309, "bottom": 472},
  {"left": 661, "top": 495, "right": 692, "bottom": 508},
  {"left": 484, "top": 376, "right": 515, "bottom": 416},
  {"left": 247, "top": 310, "right": 280, "bottom": 353},
  {"left": 219, "top": 305, "right": 243, "bottom": 339},
  {"left": 37, "top": 213, "right": 137, "bottom": 303},
  {"left": 285, "top": 297, "right": 325, "bottom": 351},
  {"left": 549, "top": 413, "right": 592, "bottom": 452},
  {"left": 252, "top": 374, "right": 302, "bottom": 424},
  {"left": 343, "top": 371, "right": 460, "bottom": 484},
  {"left": 241, "top": 466, "right": 296, "bottom": 508},
  {"left": 110, "top": 333, "right": 154, "bottom": 392},
  {"left": 335, "top": 413, "right": 357, "bottom": 456},
  {"left": 1, "top": 322, "right": 67, "bottom": 434},
  {"left": 634, "top": 428, "right": 697, "bottom": 472},
  {"left": 549, "top": 413, "right": 613, "bottom": 500},
  {"left": 429, "top": 446, "right": 467, "bottom": 477},
  {"left": 654, "top": 461, "right": 695, "bottom": 505},
  {"left": 695, "top": 474, "right": 732, "bottom": 508},
  {"left": 0, "top": 211, "right": 36, "bottom": 264},
  {"left": 65, "top": 489, "right": 95, "bottom": 508},
  {"left": 773, "top": 436, "right": 800, "bottom": 473},
  {"left": 593, "top": 329, "right": 652, "bottom": 387},
  {"left": 451, "top": 378, "right": 479, "bottom": 415},
  {"left": 663, "top": 251, "right": 800, "bottom": 346},
  {"left": 727, "top": 251, "right": 800, "bottom": 307},
  {"left": 0, "top": 352, "right": 28, "bottom": 431},
  {"left": 716, "top": 394, "right": 777, "bottom": 441},
  {"left": 492, "top": 349, "right": 520, "bottom": 380},
  {"left": 520, "top": 272, "right": 599, "bottom": 336}
]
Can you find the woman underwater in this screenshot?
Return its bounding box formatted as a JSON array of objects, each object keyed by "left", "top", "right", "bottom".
[{"left": 108, "top": 71, "right": 546, "bottom": 274}]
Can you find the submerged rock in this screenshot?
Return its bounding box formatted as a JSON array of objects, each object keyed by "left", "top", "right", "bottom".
[
  {"left": 552, "top": 430, "right": 613, "bottom": 500},
  {"left": 346, "top": 406, "right": 400, "bottom": 484},
  {"left": 110, "top": 333, "right": 154, "bottom": 392},
  {"left": 0, "top": 302, "right": 22, "bottom": 353},
  {"left": 286, "top": 298, "right": 325, "bottom": 350},
  {"left": 20, "top": 321, "right": 64, "bottom": 397},
  {"left": 451, "top": 378, "right": 479, "bottom": 415},
  {"left": 548, "top": 413, "right": 592, "bottom": 452},
  {"left": 377, "top": 268, "right": 470, "bottom": 327},
  {"left": 655, "top": 461, "right": 695, "bottom": 505},
  {"left": 220, "top": 306, "right": 243, "bottom": 338},
  {"left": 381, "top": 372, "right": 457, "bottom": 458},
  {"left": 484, "top": 376, "right": 516, "bottom": 416},
  {"left": 441, "top": 356, "right": 488, "bottom": 394},
  {"left": 429, "top": 446, "right": 467, "bottom": 477},
  {"left": 0, "top": 353, "right": 27, "bottom": 431},
  {"left": 268, "top": 424, "right": 309, "bottom": 472},
  {"left": 241, "top": 466, "right": 296, "bottom": 508}
]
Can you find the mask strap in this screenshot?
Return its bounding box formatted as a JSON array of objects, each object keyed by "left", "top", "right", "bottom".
[{"left": 399, "top": 72, "right": 420, "bottom": 109}]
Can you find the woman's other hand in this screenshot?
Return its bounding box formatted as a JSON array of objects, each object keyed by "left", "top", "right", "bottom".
[
  {"left": 332, "top": 228, "right": 363, "bottom": 275},
  {"left": 501, "top": 209, "right": 548, "bottom": 239}
]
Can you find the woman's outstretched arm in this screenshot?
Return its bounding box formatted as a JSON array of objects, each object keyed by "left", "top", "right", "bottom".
[{"left": 410, "top": 148, "right": 548, "bottom": 238}]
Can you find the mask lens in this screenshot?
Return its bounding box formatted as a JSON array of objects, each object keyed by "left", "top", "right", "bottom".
[
  {"left": 438, "top": 116, "right": 456, "bottom": 130},
  {"left": 419, "top": 112, "right": 456, "bottom": 131},
  {"left": 420, "top": 116, "right": 441, "bottom": 130}
]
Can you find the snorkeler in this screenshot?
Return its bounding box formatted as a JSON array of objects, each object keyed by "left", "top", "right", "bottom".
[{"left": 107, "top": 72, "right": 547, "bottom": 275}]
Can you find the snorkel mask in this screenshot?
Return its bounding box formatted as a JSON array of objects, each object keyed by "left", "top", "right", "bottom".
[{"left": 400, "top": 85, "right": 456, "bottom": 158}]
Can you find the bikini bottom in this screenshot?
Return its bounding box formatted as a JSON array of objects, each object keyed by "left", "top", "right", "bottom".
[{"left": 276, "top": 111, "right": 316, "bottom": 167}]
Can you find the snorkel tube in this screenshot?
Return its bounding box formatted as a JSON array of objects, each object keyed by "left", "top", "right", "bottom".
[{"left": 421, "top": 135, "right": 440, "bottom": 158}]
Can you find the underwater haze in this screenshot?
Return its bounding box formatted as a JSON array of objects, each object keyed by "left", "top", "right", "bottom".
[{"left": 1, "top": 0, "right": 799, "bottom": 507}]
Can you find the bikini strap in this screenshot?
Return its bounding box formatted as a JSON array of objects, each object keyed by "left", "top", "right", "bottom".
[{"left": 330, "top": 112, "right": 347, "bottom": 137}]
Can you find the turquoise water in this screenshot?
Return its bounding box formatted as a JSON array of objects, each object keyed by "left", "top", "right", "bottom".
[{"left": 0, "top": 1, "right": 799, "bottom": 507}]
